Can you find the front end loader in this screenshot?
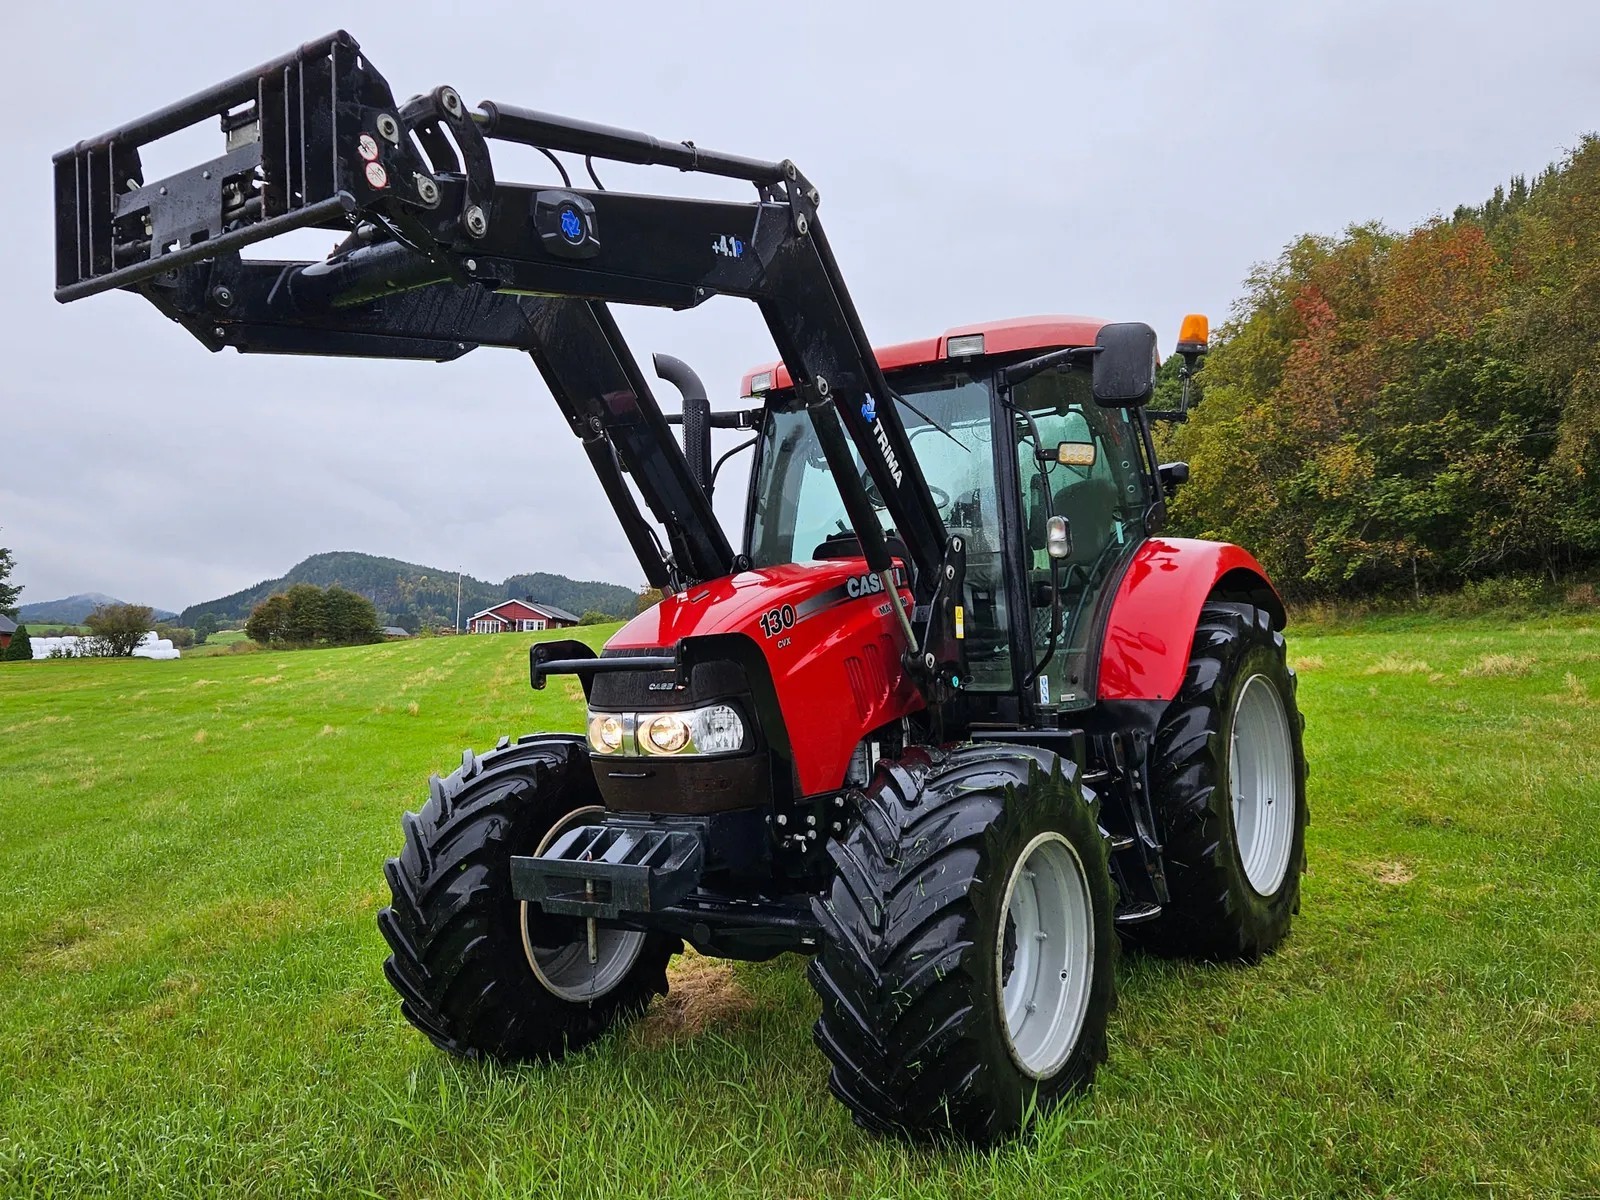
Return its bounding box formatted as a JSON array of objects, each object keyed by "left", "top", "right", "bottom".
[{"left": 53, "top": 32, "right": 1308, "bottom": 1142}]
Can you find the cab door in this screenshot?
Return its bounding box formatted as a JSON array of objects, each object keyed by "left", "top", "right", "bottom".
[{"left": 1010, "top": 370, "right": 1151, "bottom": 712}]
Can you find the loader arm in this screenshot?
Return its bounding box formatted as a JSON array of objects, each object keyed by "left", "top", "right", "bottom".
[{"left": 53, "top": 30, "right": 963, "bottom": 694}]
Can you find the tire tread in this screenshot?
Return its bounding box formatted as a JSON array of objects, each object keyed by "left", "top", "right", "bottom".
[
  {"left": 810, "top": 744, "right": 1115, "bottom": 1142},
  {"left": 378, "top": 734, "right": 675, "bottom": 1062}
]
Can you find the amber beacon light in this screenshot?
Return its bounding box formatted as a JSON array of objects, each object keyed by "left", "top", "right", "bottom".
[{"left": 1177, "top": 313, "right": 1210, "bottom": 356}]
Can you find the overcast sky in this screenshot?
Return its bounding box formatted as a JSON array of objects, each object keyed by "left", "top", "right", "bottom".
[{"left": 3, "top": 1, "right": 1597, "bottom": 612}]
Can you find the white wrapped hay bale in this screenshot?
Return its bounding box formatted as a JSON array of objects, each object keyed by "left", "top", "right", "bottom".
[
  {"left": 133, "top": 633, "right": 180, "bottom": 661},
  {"left": 36, "top": 636, "right": 87, "bottom": 659},
  {"left": 37, "top": 635, "right": 86, "bottom": 658},
  {"left": 30, "top": 632, "right": 180, "bottom": 660}
]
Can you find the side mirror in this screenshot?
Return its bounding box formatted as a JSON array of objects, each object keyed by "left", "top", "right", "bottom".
[
  {"left": 1091, "top": 322, "right": 1159, "bottom": 408},
  {"left": 1158, "top": 461, "right": 1190, "bottom": 497},
  {"left": 1045, "top": 515, "right": 1073, "bottom": 560}
]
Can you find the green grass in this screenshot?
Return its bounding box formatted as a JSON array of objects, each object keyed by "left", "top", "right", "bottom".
[
  {"left": 1, "top": 617, "right": 1597, "bottom": 1198},
  {"left": 180, "top": 629, "right": 258, "bottom": 658}
]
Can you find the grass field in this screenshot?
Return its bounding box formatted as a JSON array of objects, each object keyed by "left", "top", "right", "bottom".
[
  {"left": 1, "top": 616, "right": 1597, "bottom": 1198},
  {"left": 180, "top": 629, "right": 258, "bottom": 658}
]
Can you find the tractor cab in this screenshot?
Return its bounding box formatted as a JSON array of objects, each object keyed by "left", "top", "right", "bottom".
[{"left": 739, "top": 315, "right": 1178, "bottom": 724}]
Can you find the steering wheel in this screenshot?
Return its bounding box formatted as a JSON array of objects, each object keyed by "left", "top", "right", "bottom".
[{"left": 861, "top": 468, "right": 948, "bottom": 512}]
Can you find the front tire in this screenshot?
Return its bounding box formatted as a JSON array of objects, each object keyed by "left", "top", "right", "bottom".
[
  {"left": 1139, "top": 601, "right": 1309, "bottom": 960},
  {"left": 810, "top": 745, "right": 1117, "bottom": 1142},
  {"left": 378, "top": 734, "right": 677, "bottom": 1061}
]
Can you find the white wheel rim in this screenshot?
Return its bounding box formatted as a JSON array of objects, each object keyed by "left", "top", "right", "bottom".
[
  {"left": 995, "top": 831, "right": 1095, "bottom": 1078},
  {"left": 1230, "top": 674, "right": 1297, "bottom": 895},
  {"left": 520, "top": 806, "right": 649, "bottom": 1002}
]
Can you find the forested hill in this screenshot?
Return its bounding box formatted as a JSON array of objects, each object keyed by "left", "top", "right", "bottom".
[
  {"left": 180, "top": 552, "right": 637, "bottom": 629},
  {"left": 1164, "top": 135, "right": 1600, "bottom": 600}
]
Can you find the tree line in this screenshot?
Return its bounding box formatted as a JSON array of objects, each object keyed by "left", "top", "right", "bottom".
[
  {"left": 182, "top": 552, "right": 637, "bottom": 630},
  {"left": 1164, "top": 137, "right": 1600, "bottom": 600},
  {"left": 245, "top": 583, "right": 382, "bottom": 647}
]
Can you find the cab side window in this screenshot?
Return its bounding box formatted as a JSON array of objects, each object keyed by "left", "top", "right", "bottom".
[{"left": 1014, "top": 371, "right": 1149, "bottom": 708}]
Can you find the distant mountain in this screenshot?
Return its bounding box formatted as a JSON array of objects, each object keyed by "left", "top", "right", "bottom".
[
  {"left": 179, "top": 552, "right": 638, "bottom": 629},
  {"left": 18, "top": 593, "right": 179, "bottom": 625}
]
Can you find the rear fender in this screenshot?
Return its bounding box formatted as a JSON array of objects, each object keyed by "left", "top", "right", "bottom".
[{"left": 1097, "top": 538, "right": 1284, "bottom": 703}]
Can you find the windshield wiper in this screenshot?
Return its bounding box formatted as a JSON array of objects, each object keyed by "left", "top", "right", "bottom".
[
  {"left": 889, "top": 389, "right": 968, "bottom": 452},
  {"left": 1001, "top": 345, "right": 1099, "bottom": 390}
]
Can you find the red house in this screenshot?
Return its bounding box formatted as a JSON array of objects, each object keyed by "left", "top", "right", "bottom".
[{"left": 466, "top": 599, "right": 581, "bottom": 634}]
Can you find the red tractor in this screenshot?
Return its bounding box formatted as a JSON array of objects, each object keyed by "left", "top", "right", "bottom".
[{"left": 54, "top": 32, "right": 1308, "bottom": 1141}]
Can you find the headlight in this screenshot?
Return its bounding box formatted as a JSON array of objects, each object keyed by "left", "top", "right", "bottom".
[
  {"left": 588, "top": 704, "right": 747, "bottom": 757},
  {"left": 640, "top": 712, "right": 691, "bottom": 754},
  {"left": 692, "top": 704, "right": 745, "bottom": 754},
  {"left": 587, "top": 711, "right": 627, "bottom": 754}
]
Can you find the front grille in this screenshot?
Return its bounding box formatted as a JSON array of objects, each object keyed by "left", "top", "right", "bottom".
[
  {"left": 588, "top": 653, "right": 747, "bottom": 711},
  {"left": 591, "top": 753, "right": 771, "bottom": 816}
]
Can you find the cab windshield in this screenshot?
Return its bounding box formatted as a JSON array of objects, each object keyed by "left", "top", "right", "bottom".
[
  {"left": 746, "top": 369, "right": 1016, "bottom": 689},
  {"left": 744, "top": 363, "right": 1155, "bottom": 702}
]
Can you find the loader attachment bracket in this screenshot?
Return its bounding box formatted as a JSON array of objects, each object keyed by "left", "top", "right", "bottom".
[{"left": 54, "top": 31, "right": 441, "bottom": 303}]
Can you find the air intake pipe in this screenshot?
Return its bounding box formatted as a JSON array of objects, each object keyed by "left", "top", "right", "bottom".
[{"left": 653, "top": 353, "right": 712, "bottom": 497}]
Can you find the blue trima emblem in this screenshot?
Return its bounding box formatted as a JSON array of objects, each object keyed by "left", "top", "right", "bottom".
[
  {"left": 559, "top": 207, "right": 584, "bottom": 243},
  {"left": 861, "top": 395, "right": 876, "bottom": 422}
]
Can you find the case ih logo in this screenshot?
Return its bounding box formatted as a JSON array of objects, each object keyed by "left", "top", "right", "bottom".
[{"left": 846, "top": 568, "right": 904, "bottom": 599}]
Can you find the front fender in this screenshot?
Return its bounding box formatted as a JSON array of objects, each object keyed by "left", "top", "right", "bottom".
[{"left": 1097, "top": 538, "right": 1284, "bottom": 703}]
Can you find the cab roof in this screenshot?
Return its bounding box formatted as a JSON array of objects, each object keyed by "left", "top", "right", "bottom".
[{"left": 738, "top": 314, "right": 1110, "bottom": 397}]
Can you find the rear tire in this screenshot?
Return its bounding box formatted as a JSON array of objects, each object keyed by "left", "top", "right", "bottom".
[
  {"left": 810, "top": 745, "right": 1116, "bottom": 1142},
  {"left": 1138, "top": 601, "right": 1309, "bottom": 960},
  {"left": 378, "top": 734, "right": 677, "bottom": 1061}
]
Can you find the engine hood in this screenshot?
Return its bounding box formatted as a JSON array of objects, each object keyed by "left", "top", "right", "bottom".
[
  {"left": 604, "top": 558, "right": 920, "bottom": 797},
  {"left": 607, "top": 559, "right": 906, "bottom": 650}
]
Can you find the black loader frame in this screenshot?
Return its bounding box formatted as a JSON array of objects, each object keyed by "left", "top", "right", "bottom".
[{"left": 54, "top": 30, "right": 968, "bottom": 699}]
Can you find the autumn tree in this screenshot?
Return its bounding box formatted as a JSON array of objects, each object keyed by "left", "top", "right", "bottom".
[
  {"left": 322, "top": 586, "right": 381, "bottom": 645},
  {"left": 83, "top": 603, "right": 154, "bottom": 657},
  {"left": 1167, "top": 157, "right": 1600, "bottom": 600},
  {"left": 282, "top": 583, "right": 327, "bottom": 645},
  {"left": 246, "top": 585, "right": 377, "bottom": 647},
  {"left": 246, "top": 594, "right": 291, "bottom": 644},
  {"left": 155, "top": 623, "right": 196, "bottom": 649}
]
